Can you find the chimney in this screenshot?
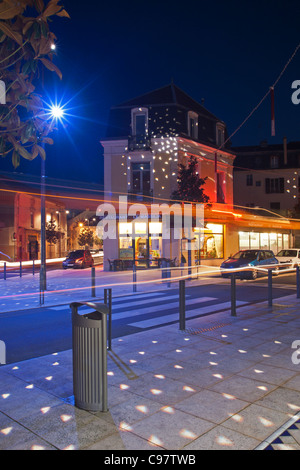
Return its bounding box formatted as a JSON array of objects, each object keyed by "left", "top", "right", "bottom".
[{"left": 283, "top": 136, "right": 288, "bottom": 166}]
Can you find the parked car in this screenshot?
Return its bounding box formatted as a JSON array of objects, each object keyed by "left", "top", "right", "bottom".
[
  {"left": 90, "top": 249, "right": 103, "bottom": 265},
  {"left": 276, "top": 249, "right": 300, "bottom": 268},
  {"left": 62, "top": 249, "right": 94, "bottom": 269},
  {"left": 220, "top": 249, "right": 279, "bottom": 280}
]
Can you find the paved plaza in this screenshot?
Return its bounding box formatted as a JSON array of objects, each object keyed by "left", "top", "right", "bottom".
[{"left": 0, "top": 294, "right": 300, "bottom": 450}]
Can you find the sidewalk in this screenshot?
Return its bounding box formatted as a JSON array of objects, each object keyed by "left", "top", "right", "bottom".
[{"left": 0, "top": 294, "right": 300, "bottom": 450}]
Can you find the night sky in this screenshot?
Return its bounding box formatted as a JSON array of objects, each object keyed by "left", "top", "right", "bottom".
[{"left": 1, "top": 0, "right": 300, "bottom": 185}]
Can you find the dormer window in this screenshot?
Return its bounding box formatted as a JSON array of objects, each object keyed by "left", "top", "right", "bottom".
[
  {"left": 131, "top": 107, "right": 148, "bottom": 136},
  {"left": 187, "top": 111, "right": 198, "bottom": 139},
  {"left": 270, "top": 155, "right": 279, "bottom": 169},
  {"left": 216, "top": 122, "right": 225, "bottom": 147}
]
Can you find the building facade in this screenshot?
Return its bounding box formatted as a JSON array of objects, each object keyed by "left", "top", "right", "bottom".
[
  {"left": 0, "top": 177, "right": 68, "bottom": 262},
  {"left": 101, "top": 85, "right": 300, "bottom": 270},
  {"left": 233, "top": 139, "right": 300, "bottom": 217}
]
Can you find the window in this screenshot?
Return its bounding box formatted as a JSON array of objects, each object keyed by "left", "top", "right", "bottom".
[
  {"left": 187, "top": 111, "right": 198, "bottom": 139},
  {"left": 194, "top": 224, "right": 224, "bottom": 260},
  {"left": 238, "top": 232, "right": 290, "bottom": 253},
  {"left": 131, "top": 107, "right": 148, "bottom": 136},
  {"left": 132, "top": 162, "right": 151, "bottom": 194},
  {"left": 216, "top": 122, "right": 225, "bottom": 147},
  {"left": 30, "top": 212, "right": 34, "bottom": 228},
  {"left": 246, "top": 175, "right": 253, "bottom": 186},
  {"left": 270, "top": 202, "right": 280, "bottom": 210},
  {"left": 256, "top": 181, "right": 261, "bottom": 187},
  {"left": 217, "top": 172, "right": 226, "bottom": 203},
  {"left": 265, "top": 178, "right": 284, "bottom": 194},
  {"left": 270, "top": 155, "right": 279, "bottom": 169}
]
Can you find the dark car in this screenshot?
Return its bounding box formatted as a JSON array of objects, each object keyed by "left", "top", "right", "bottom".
[
  {"left": 62, "top": 250, "right": 94, "bottom": 269},
  {"left": 220, "top": 249, "right": 279, "bottom": 280}
]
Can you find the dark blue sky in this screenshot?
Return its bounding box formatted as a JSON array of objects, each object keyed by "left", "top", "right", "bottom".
[{"left": 1, "top": 0, "right": 300, "bottom": 184}]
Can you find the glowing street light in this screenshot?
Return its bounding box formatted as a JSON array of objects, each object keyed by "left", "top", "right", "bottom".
[{"left": 49, "top": 104, "right": 65, "bottom": 121}]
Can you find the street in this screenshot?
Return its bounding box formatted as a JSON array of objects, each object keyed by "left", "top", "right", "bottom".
[{"left": 0, "top": 268, "right": 297, "bottom": 364}]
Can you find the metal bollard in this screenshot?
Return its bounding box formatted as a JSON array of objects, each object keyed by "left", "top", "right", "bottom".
[
  {"left": 179, "top": 280, "right": 186, "bottom": 330},
  {"left": 20, "top": 260, "right": 22, "bottom": 277},
  {"left": 231, "top": 274, "right": 237, "bottom": 317},
  {"left": 32, "top": 259, "right": 35, "bottom": 276},
  {"left": 3, "top": 262, "right": 6, "bottom": 280},
  {"left": 297, "top": 265, "right": 300, "bottom": 299},
  {"left": 91, "top": 266, "right": 96, "bottom": 297},
  {"left": 268, "top": 269, "right": 273, "bottom": 308},
  {"left": 104, "top": 288, "right": 112, "bottom": 351},
  {"left": 133, "top": 263, "right": 137, "bottom": 292}
]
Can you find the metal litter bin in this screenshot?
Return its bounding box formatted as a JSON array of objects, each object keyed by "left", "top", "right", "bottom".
[{"left": 71, "top": 301, "right": 109, "bottom": 412}]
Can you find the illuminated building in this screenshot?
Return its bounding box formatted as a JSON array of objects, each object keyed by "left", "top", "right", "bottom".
[{"left": 101, "top": 85, "right": 300, "bottom": 269}]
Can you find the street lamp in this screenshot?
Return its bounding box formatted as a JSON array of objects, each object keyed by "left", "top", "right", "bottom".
[
  {"left": 40, "top": 102, "right": 65, "bottom": 305},
  {"left": 50, "top": 104, "right": 65, "bottom": 121}
]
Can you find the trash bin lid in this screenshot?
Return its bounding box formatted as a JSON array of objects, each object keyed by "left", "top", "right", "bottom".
[{"left": 71, "top": 302, "right": 109, "bottom": 327}]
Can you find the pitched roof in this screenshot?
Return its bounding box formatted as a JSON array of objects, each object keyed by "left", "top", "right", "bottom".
[{"left": 114, "top": 83, "right": 222, "bottom": 122}]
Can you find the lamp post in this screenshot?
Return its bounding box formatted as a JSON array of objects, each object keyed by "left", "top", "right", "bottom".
[
  {"left": 40, "top": 155, "right": 46, "bottom": 304},
  {"left": 39, "top": 103, "right": 65, "bottom": 305}
]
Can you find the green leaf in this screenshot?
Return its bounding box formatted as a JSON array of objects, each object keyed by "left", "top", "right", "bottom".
[
  {"left": 17, "top": 145, "right": 34, "bottom": 160},
  {"left": 37, "top": 144, "right": 46, "bottom": 160},
  {"left": 39, "top": 57, "right": 62, "bottom": 79},
  {"left": 12, "top": 149, "right": 20, "bottom": 168},
  {"left": 42, "top": 137, "right": 53, "bottom": 145},
  {"left": 0, "top": 21, "right": 23, "bottom": 45}
]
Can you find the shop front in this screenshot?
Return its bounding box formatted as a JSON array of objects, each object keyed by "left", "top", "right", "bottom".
[
  {"left": 238, "top": 231, "right": 291, "bottom": 254},
  {"left": 118, "top": 220, "right": 164, "bottom": 268},
  {"left": 103, "top": 205, "right": 300, "bottom": 271}
]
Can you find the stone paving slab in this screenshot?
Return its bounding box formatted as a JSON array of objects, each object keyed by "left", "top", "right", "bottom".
[{"left": 0, "top": 295, "right": 300, "bottom": 450}]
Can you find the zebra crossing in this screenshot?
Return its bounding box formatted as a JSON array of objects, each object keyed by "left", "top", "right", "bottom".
[
  {"left": 49, "top": 290, "right": 249, "bottom": 331},
  {"left": 52, "top": 290, "right": 248, "bottom": 330}
]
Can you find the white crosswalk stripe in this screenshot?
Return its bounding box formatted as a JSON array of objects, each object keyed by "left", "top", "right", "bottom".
[
  {"left": 129, "top": 301, "right": 248, "bottom": 328},
  {"left": 109, "top": 296, "right": 216, "bottom": 321}
]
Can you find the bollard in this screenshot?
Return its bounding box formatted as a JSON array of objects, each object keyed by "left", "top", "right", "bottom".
[
  {"left": 20, "top": 260, "right": 22, "bottom": 277},
  {"left": 179, "top": 280, "right": 186, "bottom": 330},
  {"left": 167, "top": 261, "right": 171, "bottom": 288},
  {"left": 268, "top": 269, "right": 273, "bottom": 308},
  {"left": 133, "top": 263, "right": 137, "bottom": 292},
  {"left": 91, "top": 266, "right": 96, "bottom": 297},
  {"left": 3, "top": 262, "right": 6, "bottom": 280},
  {"left": 32, "top": 259, "right": 35, "bottom": 276},
  {"left": 231, "top": 274, "right": 236, "bottom": 317},
  {"left": 104, "top": 288, "right": 112, "bottom": 351},
  {"left": 297, "top": 265, "right": 300, "bottom": 299}
]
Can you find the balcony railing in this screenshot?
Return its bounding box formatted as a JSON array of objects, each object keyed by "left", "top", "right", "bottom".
[{"left": 128, "top": 134, "right": 151, "bottom": 151}]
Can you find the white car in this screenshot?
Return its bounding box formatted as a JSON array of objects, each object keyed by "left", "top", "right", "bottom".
[{"left": 276, "top": 249, "right": 300, "bottom": 268}]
